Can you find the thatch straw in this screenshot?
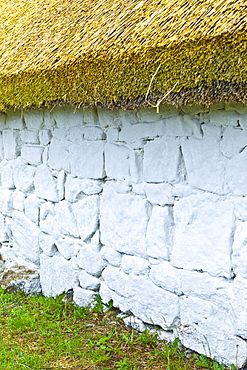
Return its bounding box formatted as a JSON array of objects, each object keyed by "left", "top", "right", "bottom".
[{"left": 0, "top": 0, "right": 247, "bottom": 109}]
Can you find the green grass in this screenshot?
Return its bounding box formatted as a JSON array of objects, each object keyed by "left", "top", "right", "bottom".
[{"left": 0, "top": 288, "right": 233, "bottom": 370}]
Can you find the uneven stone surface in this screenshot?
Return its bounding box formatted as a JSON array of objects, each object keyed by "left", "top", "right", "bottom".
[{"left": 0, "top": 105, "right": 247, "bottom": 367}]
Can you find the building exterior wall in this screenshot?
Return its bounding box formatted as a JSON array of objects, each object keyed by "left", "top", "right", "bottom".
[{"left": 0, "top": 103, "right": 247, "bottom": 366}]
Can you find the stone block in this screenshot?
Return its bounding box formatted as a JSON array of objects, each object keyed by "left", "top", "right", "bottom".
[
  {"left": 65, "top": 175, "right": 102, "bottom": 202},
  {"left": 226, "top": 148, "right": 247, "bottom": 196},
  {"left": 13, "top": 190, "right": 25, "bottom": 212},
  {"left": 57, "top": 170, "right": 65, "bottom": 200},
  {"left": 234, "top": 197, "right": 247, "bottom": 221},
  {"left": 0, "top": 112, "right": 6, "bottom": 129},
  {"left": 20, "top": 129, "right": 39, "bottom": 144},
  {"left": 12, "top": 211, "right": 40, "bottom": 266},
  {"left": 1, "top": 161, "right": 15, "bottom": 189},
  {"left": 24, "top": 194, "right": 41, "bottom": 225},
  {"left": 39, "top": 233, "right": 58, "bottom": 257},
  {"left": 181, "top": 136, "right": 227, "bottom": 194},
  {"left": 150, "top": 262, "right": 181, "bottom": 294},
  {"left": 164, "top": 115, "right": 193, "bottom": 136},
  {"left": 209, "top": 110, "right": 240, "bottom": 126},
  {"left": 76, "top": 244, "right": 106, "bottom": 276},
  {"left": 21, "top": 145, "right": 44, "bottom": 166},
  {"left": 51, "top": 106, "right": 83, "bottom": 129},
  {"left": 82, "top": 125, "right": 105, "bottom": 140},
  {"left": 66, "top": 126, "right": 84, "bottom": 142},
  {"left": 0, "top": 188, "right": 13, "bottom": 216},
  {"left": 13, "top": 160, "right": 35, "bottom": 193},
  {"left": 229, "top": 275, "right": 247, "bottom": 338},
  {"left": 40, "top": 202, "right": 59, "bottom": 237},
  {"left": 99, "top": 246, "right": 122, "bottom": 267},
  {"left": 136, "top": 108, "right": 165, "bottom": 122},
  {"left": 100, "top": 182, "right": 149, "bottom": 257},
  {"left": 72, "top": 195, "right": 99, "bottom": 241},
  {"left": 145, "top": 183, "right": 173, "bottom": 205},
  {"left": 56, "top": 237, "right": 81, "bottom": 260},
  {"left": 34, "top": 164, "right": 58, "bottom": 202},
  {"left": 171, "top": 194, "right": 234, "bottom": 278},
  {"left": 23, "top": 110, "right": 44, "bottom": 130},
  {"left": 220, "top": 126, "right": 247, "bottom": 158},
  {"left": 83, "top": 107, "right": 98, "bottom": 125},
  {"left": 119, "top": 121, "right": 166, "bottom": 144},
  {"left": 48, "top": 138, "right": 70, "bottom": 172},
  {"left": 106, "top": 127, "right": 119, "bottom": 142},
  {"left": 232, "top": 221, "right": 247, "bottom": 279},
  {"left": 105, "top": 143, "right": 130, "bottom": 181},
  {"left": 40, "top": 253, "right": 74, "bottom": 296},
  {"left": 78, "top": 270, "right": 100, "bottom": 290},
  {"left": 97, "top": 108, "right": 119, "bottom": 128},
  {"left": 70, "top": 141, "right": 105, "bottom": 179},
  {"left": 39, "top": 129, "right": 52, "bottom": 145},
  {"left": 121, "top": 255, "right": 150, "bottom": 275},
  {"left": 55, "top": 200, "right": 79, "bottom": 238},
  {"left": 73, "top": 287, "right": 96, "bottom": 307},
  {"left": 3, "top": 129, "right": 20, "bottom": 160},
  {"left": 0, "top": 213, "right": 7, "bottom": 242},
  {"left": 6, "top": 110, "right": 23, "bottom": 129},
  {"left": 146, "top": 206, "right": 174, "bottom": 260},
  {"left": 143, "top": 137, "right": 180, "bottom": 183}
]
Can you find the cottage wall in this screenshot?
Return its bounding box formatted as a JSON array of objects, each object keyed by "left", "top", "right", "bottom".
[{"left": 0, "top": 103, "right": 247, "bottom": 366}]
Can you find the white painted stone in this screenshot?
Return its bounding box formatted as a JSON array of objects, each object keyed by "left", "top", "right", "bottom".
[
  {"left": 48, "top": 138, "right": 70, "bottom": 172},
  {"left": 226, "top": 102, "right": 247, "bottom": 114},
  {"left": 145, "top": 183, "right": 173, "bottom": 205},
  {"left": 179, "top": 296, "right": 247, "bottom": 366},
  {"left": 34, "top": 164, "right": 58, "bottom": 202},
  {"left": 105, "top": 143, "right": 130, "bottom": 181},
  {"left": 5, "top": 217, "right": 12, "bottom": 240},
  {"left": 12, "top": 211, "right": 40, "bottom": 266},
  {"left": 97, "top": 108, "right": 119, "bottom": 128},
  {"left": 82, "top": 125, "right": 105, "bottom": 140},
  {"left": 146, "top": 206, "right": 174, "bottom": 260},
  {"left": 129, "top": 150, "right": 143, "bottom": 183},
  {"left": 65, "top": 175, "right": 102, "bottom": 202},
  {"left": 57, "top": 170, "right": 65, "bottom": 200},
  {"left": 24, "top": 194, "right": 41, "bottom": 225},
  {"left": 136, "top": 108, "right": 165, "bottom": 122},
  {"left": 13, "top": 190, "right": 25, "bottom": 211},
  {"left": 121, "top": 255, "right": 150, "bottom": 275},
  {"left": 40, "top": 253, "right": 74, "bottom": 296},
  {"left": 201, "top": 123, "right": 221, "bottom": 138},
  {"left": 66, "top": 126, "right": 84, "bottom": 142},
  {"left": 23, "top": 110, "right": 43, "bottom": 130},
  {"left": 1, "top": 161, "right": 14, "bottom": 189},
  {"left": 150, "top": 262, "right": 181, "bottom": 294},
  {"left": 73, "top": 287, "right": 96, "bottom": 307},
  {"left": 100, "top": 182, "right": 149, "bottom": 257},
  {"left": 78, "top": 270, "right": 100, "bottom": 290},
  {"left": 72, "top": 196, "right": 99, "bottom": 241},
  {"left": 55, "top": 201, "right": 79, "bottom": 238},
  {"left": 0, "top": 133, "right": 4, "bottom": 161},
  {"left": 118, "top": 110, "right": 138, "bottom": 125},
  {"left": 226, "top": 148, "right": 247, "bottom": 196},
  {"left": 21, "top": 129, "right": 39, "bottom": 144},
  {"left": 209, "top": 109, "right": 240, "bottom": 126},
  {"left": 232, "top": 221, "right": 247, "bottom": 279},
  {"left": 102, "top": 266, "right": 179, "bottom": 329},
  {"left": 181, "top": 270, "right": 230, "bottom": 309},
  {"left": 83, "top": 107, "right": 98, "bottom": 125},
  {"left": 6, "top": 111, "right": 23, "bottom": 129},
  {"left": 171, "top": 194, "right": 234, "bottom": 278},
  {"left": 229, "top": 275, "right": 247, "bottom": 338},
  {"left": 13, "top": 160, "right": 35, "bottom": 193},
  {"left": 181, "top": 136, "right": 227, "bottom": 194},
  {"left": 39, "top": 129, "right": 52, "bottom": 145},
  {"left": 76, "top": 244, "right": 106, "bottom": 276},
  {"left": 51, "top": 106, "right": 83, "bottom": 129},
  {"left": 234, "top": 197, "right": 247, "bottom": 221},
  {"left": 132, "top": 183, "right": 145, "bottom": 196},
  {"left": 220, "top": 126, "right": 247, "bottom": 158},
  {"left": 39, "top": 233, "right": 58, "bottom": 257},
  {"left": 119, "top": 121, "right": 166, "bottom": 144},
  {"left": 0, "top": 213, "right": 7, "bottom": 242},
  {"left": 172, "top": 183, "right": 202, "bottom": 198},
  {"left": 21, "top": 145, "right": 44, "bottom": 166},
  {"left": 40, "top": 202, "right": 59, "bottom": 237},
  {"left": 100, "top": 246, "right": 122, "bottom": 267},
  {"left": 52, "top": 127, "right": 65, "bottom": 140},
  {"left": 106, "top": 127, "right": 119, "bottom": 142},
  {"left": 3, "top": 129, "right": 20, "bottom": 160},
  {"left": 143, "top": 137, "right": 180, "bottom": 183},
  {"left": 42, "top": 146, "right": 49, "bottom": 164},
  {"left": 164, "top": 115, "right": 193, "bottom": 136},
  {"left": 70, "top": 141, "right": 105, "bottom": 179},
  {"left": 56, "top": 237, "right": 81, "bottom": 260},
  {"left": 0, "top": 188, "right": 13, "bottom": 216}
]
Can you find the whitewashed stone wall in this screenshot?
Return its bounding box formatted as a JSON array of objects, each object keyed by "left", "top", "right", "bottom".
[{"left": 0, "top": 103, "right": 247, "bottom": 366}]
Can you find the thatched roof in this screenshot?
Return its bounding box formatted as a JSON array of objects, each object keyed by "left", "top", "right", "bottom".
[{"left": 0, "top": 0, "right": 247, "bottom": 109}]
